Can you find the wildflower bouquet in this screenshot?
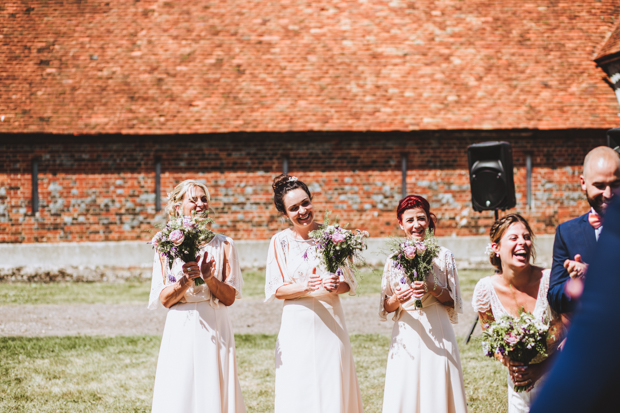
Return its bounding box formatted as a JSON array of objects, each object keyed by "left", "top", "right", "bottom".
[
  {"left": 308, "top": 213, "right": 368, "bottom": 277},
  {"left": 481, "top": 311, "right": 551, "bottom": 392},
  {"left": 150, "top": 212, "right": 215, "bottom": 286},
  {"left": 388, "top": 230, "right": 440, "bottom": 308}
]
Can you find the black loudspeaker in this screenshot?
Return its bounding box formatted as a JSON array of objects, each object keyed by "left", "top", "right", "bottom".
[
  {"left": 467, "top": 141, "right": 516, "bottom": 212},
  {"left": 607, "top": 128, "right": 620, "bottom": 153}
]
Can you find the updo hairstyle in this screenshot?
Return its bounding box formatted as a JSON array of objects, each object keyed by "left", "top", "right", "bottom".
[
  {"left": 166, "top": 179, "right": 211, "bottom": 219},
  {"left": 272, "top": 174, "right": 312, "bottom": 214},
  {"left": 488, "top": 213, "right": 536, "bottom": 271},
  {"left": 396, "top": 195, "right": 437, "bottom": 232}
]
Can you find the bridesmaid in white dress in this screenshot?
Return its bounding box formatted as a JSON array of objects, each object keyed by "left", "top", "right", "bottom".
[
  {"left": 380, "top": 195, "right": 467, "bottom": 413},
  {"left": 471, "top": 214, "right": 562, "bottom": 413},
  {"left": 148, "top": 180, "right": 246, "bottom": 413},
  {"left": 265, "top": 174, "right": 363, "bottom": 413}
]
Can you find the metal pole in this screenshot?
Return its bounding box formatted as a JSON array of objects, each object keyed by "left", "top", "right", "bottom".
[
  {"left": 465, "top": 315, "right": 478, "bottom": 344},
  {"left": 401, "top": 154, "right": 407, "bottom": 198}
]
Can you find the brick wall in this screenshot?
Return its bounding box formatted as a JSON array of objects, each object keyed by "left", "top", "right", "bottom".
[{"left": 0, "top": 129, "right": 604, "bottom": 243}]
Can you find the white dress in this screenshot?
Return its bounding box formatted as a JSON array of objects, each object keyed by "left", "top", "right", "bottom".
[
  {"left": 265, "top": 229, "right": 364, "bottom": 413},
  {"left": 148, "top": 234, "right": 246, "bottom": 413},
  {"left": 471, "top": 270, "right": 554, "bottom": 413},
  {"left": 379, "top": 246, "right": 467, "bottom": 413}
]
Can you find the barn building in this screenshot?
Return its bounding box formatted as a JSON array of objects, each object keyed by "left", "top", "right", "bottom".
[{"left": 1, "top": 1, "right": 620, "bottom": 276}]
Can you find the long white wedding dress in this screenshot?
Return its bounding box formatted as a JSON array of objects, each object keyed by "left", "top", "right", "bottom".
[
  {"left": 472, "top": 270, "right": 554, "bottom": 413},
  {"left": 379, "top": 246, "right": 468, "bottom": 413},
  {"left": 265, "top": 229, "right": 364, "bottom": 413},
  {"left": 148, "top": 234, "right": 246, "bottom": 413}
]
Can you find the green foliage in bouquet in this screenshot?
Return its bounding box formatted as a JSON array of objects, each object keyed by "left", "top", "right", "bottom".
[
  {"left": 308, "top": 212, "right": 368, "bottom": 275},
  {"left": 481, "top": 310, "right": 551, "bottom": 392},
  {"left": 387, "top": 229, "right": 440, "bottom": 308},
  {"left": 150, "top": 212, "right": 215, "bottom": 286}
]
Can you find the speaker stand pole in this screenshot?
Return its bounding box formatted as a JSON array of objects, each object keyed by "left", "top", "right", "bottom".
[
  {"left": 466, "top": 208, "right": 498, "bottom": 345},
  {"left": 465, "top": 315, "right": 478, "bottom": 344}
]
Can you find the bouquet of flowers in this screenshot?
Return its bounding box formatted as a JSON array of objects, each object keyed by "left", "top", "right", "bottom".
[
  {"left": 481, "top": 311, "right": 552, "bottom": 392},
  {"left": 388, "top": 230, "right": 440, "bottom": 308},
  {"left": 308, "top": 213, "right": 368, "bottom": 277},
  {"left": 150, "top": 212, "right": 215, "bottom": 286}
]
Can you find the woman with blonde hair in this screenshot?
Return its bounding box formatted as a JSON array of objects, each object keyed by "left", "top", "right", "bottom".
[
  {"left": 148, "top": 179, "right": 246, "bottom": 413},
  {"left": 472, "top": 213, "right": 562, "bottom": 413}
]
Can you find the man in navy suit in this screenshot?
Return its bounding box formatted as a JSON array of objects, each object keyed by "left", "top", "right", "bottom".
[
  {"left": 548, "top": 146, "right": 620, "bottom": 315},
  {"left": 531, "top": 195, "right": 620, "bottom": 412}
]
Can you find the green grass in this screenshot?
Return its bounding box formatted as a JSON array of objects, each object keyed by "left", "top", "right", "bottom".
[
  {"left": 0, "top": 282, "right": 151, "bottom": 306},
  {"left": 0, "top": 334, "right": 507, "bottom": 413},
  {"left": 0, "top": 268, "right": 487, "bottom": 305}
]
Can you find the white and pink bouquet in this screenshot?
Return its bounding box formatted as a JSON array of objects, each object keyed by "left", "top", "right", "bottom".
[
  {"left": 481, "top": 311, "right": 552, "bottom": 392},
  {"left": 389, "top": 230, "right": 440, "bottom": 308},
  {"left": 308, "top": 213, "right": 368, "bottom": 276},
  {"left": 150, "top": 212, "right": 215, "bottom": 286}
]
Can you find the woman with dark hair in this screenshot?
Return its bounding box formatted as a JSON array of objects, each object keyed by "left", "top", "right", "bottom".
[
  {"left": 264, "top": 174, "right": 363, "bottom": 413},
  {"left": 472, "top": 214, "right": 562, "bottom": 413},
  {"left": 380, "top": 195, "right": 467, "bottom": 413}
]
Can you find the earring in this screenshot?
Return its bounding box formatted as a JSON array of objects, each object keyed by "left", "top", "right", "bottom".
[{"left": 495, "top": 253, "right": 499, "bottom": 257}]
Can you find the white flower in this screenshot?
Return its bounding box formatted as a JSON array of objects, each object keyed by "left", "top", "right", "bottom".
[
  {"left": 288, "top": 176, "right": 298, "bottom": 182},
  {"left": 485, "top": 243, "right": 494, "bottom": 256}
]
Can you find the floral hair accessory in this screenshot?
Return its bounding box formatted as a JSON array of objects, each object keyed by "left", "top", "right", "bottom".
[
  {"left": 485, "top": 243, "right": 494, "bottom": 256},
  {"left": 288, "top": 176, "right": 298, "bottom": 182}
]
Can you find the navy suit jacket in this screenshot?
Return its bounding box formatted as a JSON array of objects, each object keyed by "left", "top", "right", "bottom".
[
  {"left": 531, "top": 200, "right": 620, "bottom": 412},
  {"left": 548, "top": 213, "right": 597, "bottom": 314}
]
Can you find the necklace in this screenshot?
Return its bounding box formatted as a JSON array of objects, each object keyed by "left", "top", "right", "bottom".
[{"left": 507, "top": 283, "right": 524, "bottom": 314}]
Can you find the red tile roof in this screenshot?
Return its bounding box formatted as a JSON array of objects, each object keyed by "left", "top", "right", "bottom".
[
  {"left": 596, "top": 21, "right": 620, "bottom": 64},
  {"left": 2, "top": 0, "right": 620, "bottom": 134}
]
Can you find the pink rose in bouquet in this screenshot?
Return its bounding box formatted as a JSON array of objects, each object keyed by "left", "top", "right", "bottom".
[
  {"left": 403, "top": 245, "right": 417, "bottom": 259},
  {"left": 416, "top": 243, "right": 427, "bottom": 254},
  {"left": 331, "top": 232, "right": 347, "bottom": 243},
  {"left": 168, "top": 229, "right": 185, "bottom": 246}
]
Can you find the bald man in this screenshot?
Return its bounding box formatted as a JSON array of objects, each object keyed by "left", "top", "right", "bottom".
[{"left": 548, "top": 146, "right": 620, "bottom": 315}]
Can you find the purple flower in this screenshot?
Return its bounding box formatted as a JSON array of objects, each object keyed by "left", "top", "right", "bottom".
[
  {"left": 403, "top": 245, "right": 417, "bottom": 259},
  {"left": 169, "top": 230, "right": 185, "bottom": 246},
  {"left": 400, "top": 276, "right": 407, "bottom": 284},
  {"left": 168, "top": 274, "right": 177, "bottom": 283},
  {"left": 336, "top": 268, "right": 343, "bottom": 276},
  {"left": 303, "top": 250, "right": 309, "bottom": 260}
]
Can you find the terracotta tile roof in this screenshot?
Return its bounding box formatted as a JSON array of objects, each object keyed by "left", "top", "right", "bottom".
[
  {"left": 596, "top": 21, "right": 620, "bottom": 63},
  {"left": 1, "top": 0, "right": 620, "bottom": 134}
]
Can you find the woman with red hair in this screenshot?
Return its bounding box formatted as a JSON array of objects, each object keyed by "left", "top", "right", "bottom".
[{"left": 380, "top": 195, "right": 467, "bottom": 413}]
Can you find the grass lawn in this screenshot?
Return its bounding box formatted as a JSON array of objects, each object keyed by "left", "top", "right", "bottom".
[
  {"left": 0, "top": 334, "right": 506, "bottom": 412},
  {"left": 0, "top": 268, "right": 489, "bottom": 305}
]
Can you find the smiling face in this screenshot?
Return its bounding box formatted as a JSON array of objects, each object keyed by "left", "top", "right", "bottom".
[
  {"left": 399, "top": 207, "right": 429, "bottom": 241},
  {"left": 580, "top": 154, "right": 620, "bottom": 216},
  {"left": 177, "top": 186, "right": 209, "bottom": 217},
  {"left": 282, "top": 188, "right": 314, "bottom": 229},
  {"left": 493, "top": 222, "right": 532, "bottom": 271}
]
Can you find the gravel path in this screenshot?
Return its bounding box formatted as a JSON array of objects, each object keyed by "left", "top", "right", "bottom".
[{"left": 0, "top": 296, "right": 480, "bottom": 338}]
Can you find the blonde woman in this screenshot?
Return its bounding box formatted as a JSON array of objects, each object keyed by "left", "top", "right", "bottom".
[{"left": 148, "top": 179, "right": 246, "bottom": 413}]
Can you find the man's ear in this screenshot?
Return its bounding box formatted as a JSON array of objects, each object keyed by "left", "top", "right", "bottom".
[{"left": 580, "top": 175, "right": 586, "bottom": 192}]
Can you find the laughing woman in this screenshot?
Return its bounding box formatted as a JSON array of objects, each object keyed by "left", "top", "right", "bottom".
[
  {"left": 472, "top": 214, "right": 562, "bottom": 413},
  {"left": 264, "top": 174, "right": 363, "bottom": 413},
  {"left": 148, "top": 180, "right": 245, "bottom": 413},
  {"left": 380, "top": 195, "right": 467, "bottom": 413}
]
